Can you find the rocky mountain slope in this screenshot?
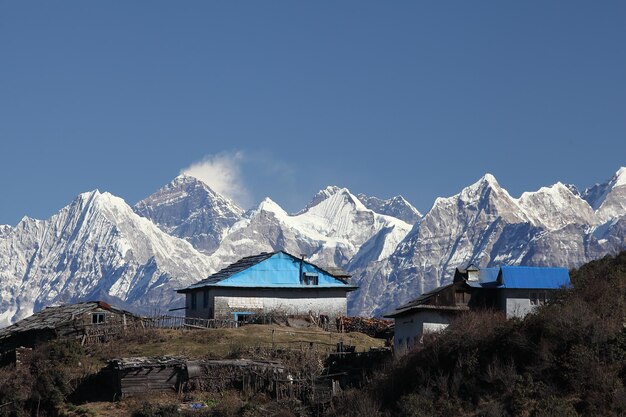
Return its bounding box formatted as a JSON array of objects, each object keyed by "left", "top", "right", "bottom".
[
  {"left": 0, "top": 167, "right": 625, "bottom": 324},
  {"left": 134, "top": 175, "right": 244, "bottom": 254},
  {"left": 350, "top": 168, "right": 626, "bottom": 316},
  {"left": 0, "top": 191, "right": 212, "bottom": 326},
  {"left": 203, "top": 187, "right": 414, "bottom": 273}
]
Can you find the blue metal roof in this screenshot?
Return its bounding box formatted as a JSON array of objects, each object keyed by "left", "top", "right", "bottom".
[
  {"left": 498, "top": 266, "right": 571, "bottom": 289},
  {"left": 178, "top": 251, "right": 356, "bottom": 292}
]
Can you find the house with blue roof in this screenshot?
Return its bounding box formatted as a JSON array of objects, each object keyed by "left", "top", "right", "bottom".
[
  {"left": 177, "top": 251, "right": 357, "bottom": 321},
  {"left": 385, "top": 264, "right": 571, "bottom": 355}
]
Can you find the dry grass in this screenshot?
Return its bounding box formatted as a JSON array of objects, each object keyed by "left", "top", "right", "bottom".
[{"left": 86, "top": 324, "right": 384, "bottom": 364}]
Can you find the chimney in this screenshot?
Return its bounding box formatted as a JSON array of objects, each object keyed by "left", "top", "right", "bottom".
[
  {"left": 466, "top": 264, "right": 480, "bottom": 282},
  {"left": 299, "top": 254, "right": 306, "bottom": 284}
]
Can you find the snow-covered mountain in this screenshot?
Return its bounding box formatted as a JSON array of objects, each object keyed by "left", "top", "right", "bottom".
[
  {"left": 583, "top": 167, "right": 626, "bottom": 223},
  {"left": 1, "top": 167, "right": 625, "bottom": 324},
  {"left": 207, "top": 186, "right": 413, "bottom": 273},
  {"left": 356, "top": 194, "right": 422, "bottom": 224},
  {"left": 134, "top": 175, "right": 244, "bottom": 254},
  {"left": 350, "top": 168, "right": 626, "bottom": 316},
  {"left": 0, "top": 190, "right": 212, "bottom": 326}
]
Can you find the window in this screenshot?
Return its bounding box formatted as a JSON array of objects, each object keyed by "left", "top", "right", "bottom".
[
  {"left": 455, "top": 291, "right": 469, "bottom": 304},
  {"left": 530, "top": 291, "right": 547, "bottom": 306},
  {"left": 203, "top": 290, "right": 209, "bottom": 308},
  {"left": 190, "top": 292, "right": 197, "bottom": 310},
  {"left": 92, "top": 313, "right": 105, "bottom": 324},
  {"left": 302, "top": 273, "right": 319, "bottom": 285}
]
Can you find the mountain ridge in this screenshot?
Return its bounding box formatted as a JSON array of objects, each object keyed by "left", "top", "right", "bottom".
[{"left": 0, "top": 167, "right": 625, "bottom": 324}]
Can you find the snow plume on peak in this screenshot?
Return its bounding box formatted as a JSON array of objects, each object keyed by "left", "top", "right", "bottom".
[
  {"left": 180, "top": 151, "right": 251, "bottom": 208},
  {"left": 134, "top": 175, "right": 244, "bottom": 254}
]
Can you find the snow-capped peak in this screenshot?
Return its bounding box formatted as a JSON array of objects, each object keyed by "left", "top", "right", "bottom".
[
  {"left": 356, "top": 193, "right": 422, "bottom": 224},
  {"left": 614, "top": 166, "right": 626, "bottom": 188},
  {"left": 582, "top": 167, "right": 626, "bottom": 222},
  {"left": 583, "top": 167, "right": 626, "bottom": 210},
  {"left": 482, "top": 173, "right": 498, "bottom": 185},
  {"left": 306, "top": 188, "right": 367, "bottom": 218},
  {"left": 133, "top": 176, "right": 244, "bottom": 255},
  {"left": 457, "top": 173, "right": 507, "bottom": 202},
  {"left": 461, "top": 173, "right": 500, "bottom": 195},
  {"left": 298, "top": 185, "right": 343, "bottom": 213},
  {"left": 257, "top": 197, "right": 287, "bottom": 216},
  {"left": 517, "top": 182, "right": 595, "bottom": 229}
]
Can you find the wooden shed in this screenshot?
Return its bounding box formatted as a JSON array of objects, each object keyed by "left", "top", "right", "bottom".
[
  {"left": 0, "top": 301, "right": 143, "bottom": 357},
  {"left": 104, "top": 356, "right": 289, "bottom": 399}
]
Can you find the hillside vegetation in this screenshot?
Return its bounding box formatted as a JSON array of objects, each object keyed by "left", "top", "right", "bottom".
[
  {"left": 0, "top": 324, "right": 383, "bottom": 417},
  {"left": 333, "top": 251, "right": 626, "bottom": 417}
]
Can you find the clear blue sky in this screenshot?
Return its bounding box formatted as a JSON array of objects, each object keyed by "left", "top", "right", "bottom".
[{"left": 1, "top": 1, "right": 625, "bottom": 224}]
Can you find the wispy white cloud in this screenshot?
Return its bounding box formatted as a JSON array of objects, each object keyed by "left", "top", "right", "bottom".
[{"left": 180, "top": 151, "right": 252, "bottom": 207}]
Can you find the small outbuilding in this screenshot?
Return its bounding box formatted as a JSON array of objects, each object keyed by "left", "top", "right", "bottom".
[
  {"left": 177, "top": 251, "right": 357, "bottom": 321},
  {"left": 0, "top": 301, "right": 142, "bottom": 357},
  {"left": 384, "top": 280, "right": 472, "bottom": 355}
]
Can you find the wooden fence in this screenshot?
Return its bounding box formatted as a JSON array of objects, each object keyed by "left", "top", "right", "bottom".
[
  {"left": 80, "top": 315, "right": 240, "bottom": 345},
  {"left": 144, "top": 315, "right": 240, "bottom": 330}
]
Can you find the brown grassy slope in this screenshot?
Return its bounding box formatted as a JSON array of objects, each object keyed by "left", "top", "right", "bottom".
[{"left": 86, "top": 324, "right": 384, "bottom": 362}]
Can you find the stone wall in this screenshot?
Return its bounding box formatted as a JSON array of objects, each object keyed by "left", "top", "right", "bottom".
[{"left": 186, "top": 287, "right": 349, "bottom": 320}]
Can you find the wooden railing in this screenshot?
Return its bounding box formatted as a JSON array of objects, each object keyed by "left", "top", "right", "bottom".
[
  {"left": 80, "top": 316, "right": 241, "bottom": 345},
  {"left": 144, "top": 315, "right": 239, "bottom": 330}
]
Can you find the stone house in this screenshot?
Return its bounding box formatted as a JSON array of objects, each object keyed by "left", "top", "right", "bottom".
[
  {"left": 177, "top": 251, "right": 357, "bottom": 321},
  {"left": 385, "top": 265, "right": 571, "bottom": 355}
]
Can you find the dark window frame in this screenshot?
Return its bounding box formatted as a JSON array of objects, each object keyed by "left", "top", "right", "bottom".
[
  {"left": 302, "top": 273, "right": 319, "bottom": 286},
  {"left": 92, "top": 312, "right": 105, "bottom": 324}
]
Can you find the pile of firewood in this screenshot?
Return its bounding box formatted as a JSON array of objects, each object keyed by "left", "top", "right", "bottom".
[{"left": 336, "top": 316, "right": 393, "bottom": 339}]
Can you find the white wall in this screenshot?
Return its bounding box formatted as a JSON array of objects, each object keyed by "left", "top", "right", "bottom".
[
  {"left": 187, "top": 287, "right": 349, "bottom": 319},
  {"left": 393, "top": 310, "right": 453, "bottom": 355},
  {"left": 499, "top": 289, "right": 537, "bottom": 319},
  {"left": 214, "top": 294, "right": 347, "bottom": 318}
]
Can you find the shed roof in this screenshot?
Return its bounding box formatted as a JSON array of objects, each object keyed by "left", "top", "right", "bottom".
[
  {"left": 0, "top": 301, "right": 137, "bottom": 341},
  {"left": 384, "top": 284, "right": 469, "bottom": 318}
]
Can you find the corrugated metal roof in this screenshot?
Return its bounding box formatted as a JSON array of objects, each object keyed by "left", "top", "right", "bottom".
[
  {"left": 180, "top": 251, "right": 355, "bottom": 292},
  {"left": 385, "top": 265, "right": 572, "bottom": 317},
  {"left": 498, "top": 266, "right": 571, "bottom": 289},
  {"left": 186, "top": 252, "right": 277, "bottom": 289}
]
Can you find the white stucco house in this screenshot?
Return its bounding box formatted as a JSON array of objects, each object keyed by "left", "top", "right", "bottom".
[{"left": 385, "top": 264, "right": 571, "bottom": 355}]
